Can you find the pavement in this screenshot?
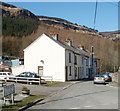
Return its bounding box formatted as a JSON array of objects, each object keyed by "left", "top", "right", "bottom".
[
  {"left": 14, "top": 83, "right": 63, "bottom": 96},
  {"left": 108, "top": 81, "right": 118, "bottom": 87}
]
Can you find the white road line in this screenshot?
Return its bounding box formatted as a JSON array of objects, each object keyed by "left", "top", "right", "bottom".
[
  {"left": 71, "top": 107, "right": 79, "bottom": 109},
  {"left": 84, "top": 105, "right": 93, "bottom": 108},
  {"left": 107, "top": 85, "right": 118, "bottom": 88},
  {"left": 94, "top": 84, "right": 118, "bottom": 88}
]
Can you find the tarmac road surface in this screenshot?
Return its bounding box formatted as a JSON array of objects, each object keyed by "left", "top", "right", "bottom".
[{"left": 27, "top": 81, "right": 118, "bottom": 109}]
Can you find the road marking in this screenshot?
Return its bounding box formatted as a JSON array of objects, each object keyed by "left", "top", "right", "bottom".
[
  {"left": 84, "top": 105, "right": 93, "bottom": 108},
  {"left": 71, "top": 107, "right": 79, "bottom": 109},
  {"left": 107, "top": 85, "right": 118, "bottom": 88},
  {"left": 94, "top": 84, "right": 118, "bottom": 88},
  {"left": 83, "top": 102, "right": 118, "bottom": 109}
]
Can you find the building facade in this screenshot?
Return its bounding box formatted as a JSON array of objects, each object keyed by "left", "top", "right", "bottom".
[{"left": 23, "top": 33, "right": 91, "bottom": 82}]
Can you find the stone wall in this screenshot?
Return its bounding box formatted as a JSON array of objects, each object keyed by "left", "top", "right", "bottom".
[{"left": 112, "top": 72, "right": 120, "bottom": 83}]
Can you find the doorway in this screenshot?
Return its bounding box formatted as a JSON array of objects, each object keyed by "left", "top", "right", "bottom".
[
  {"left": 65, "top": 66, "right": 68, "bottom": 81},
  {"left": 38, "top": 66, "right": 43, "bottom": 76}
]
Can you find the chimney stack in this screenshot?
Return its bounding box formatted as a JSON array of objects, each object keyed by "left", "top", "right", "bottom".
[
  {"left": 78, "top": 44, "right": 84, "bottom": 50},
  {"left": 50, "top": 32, "right": 59, "bottom": 40},
  {"left": 65, "top": 38, "right": 72, "bottom": 46}
]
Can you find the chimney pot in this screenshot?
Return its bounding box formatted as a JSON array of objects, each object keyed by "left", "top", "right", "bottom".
[
  {"left": 78, "top": 44, "right": 84, "bottom": 50},
  {"left": 65, "top": 38, "right": 72, "bottom": 46},
  {"left": 50, "top": 32, "right": 59, "bottom": 40}
]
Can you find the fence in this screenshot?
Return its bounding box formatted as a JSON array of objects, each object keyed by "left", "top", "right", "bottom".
[
  {"left": 40, "top": 76, "right": 53, "bottom": 83},
  {"left": 0, "top": 76, "right": 53, "bottom": 85}
]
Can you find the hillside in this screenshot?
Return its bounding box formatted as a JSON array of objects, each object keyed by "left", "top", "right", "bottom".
[
  {"left": 100, "top": 31, "right": 120, "bottom": 41},
  {"left": 0, "top": 2, "right": 102, "bottom": 37},
  {"left": 1, "top": 2, "right": 38, "bottom": 20},
  {"left": 1, "top": 2, "right": 119, "bottom": 72}
]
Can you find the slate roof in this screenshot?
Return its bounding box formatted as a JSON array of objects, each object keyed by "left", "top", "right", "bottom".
[{"left": 24, "top": 33, "right": 90, "bottom": 57}]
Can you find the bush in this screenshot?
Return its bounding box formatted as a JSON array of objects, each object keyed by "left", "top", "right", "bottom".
[{"left": 21, "top": 86, "right": 29, "bottom": 91}]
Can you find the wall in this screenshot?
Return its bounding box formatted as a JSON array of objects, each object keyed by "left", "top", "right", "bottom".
[
  {"left": 65, "top": 49, "right": 86, "bottom": 80},
  {"left": 112, "top": 72, "right": 120, "bottom": 83},
  {"left": 11, "top": 65, "right": 25, "bottom": 75},
  {"left": 24, "top": 34, "right": 65, "bottom": 82}
]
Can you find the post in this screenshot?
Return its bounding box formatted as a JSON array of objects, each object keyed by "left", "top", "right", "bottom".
[
  {"left": 91, "top": 46, "right": 94, "bottom": 79},
  {"left": 114, "top": 65, "right": 116, "bottom": 72},
  {"left": 11, "top": 94, "right": 14, "bottom": 104},
  {"left": 15, "top": 77, "right": 17, "bottom": 83},
  {"left": 3, "top": 86, "right": 6, "bottom": 105},
  {"left": 3, "top": 97, "right": 6, "bottom": 105},
  {"left": 39, "top": 77, "right": 41, "bottom": 85}
]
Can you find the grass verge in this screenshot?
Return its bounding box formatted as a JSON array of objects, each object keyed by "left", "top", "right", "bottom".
[
  {"left": 6, "top": 81, "right": 72, "bottom": 87},
  {"left": 1, "top": 95, "right": 46, "bottom": 111},
  {"left": 41, "top": 81, "right": 71, "bottom": 87}
]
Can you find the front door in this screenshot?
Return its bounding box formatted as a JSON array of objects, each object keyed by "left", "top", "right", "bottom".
[
  {"left": 65, "top": 66, "right": 68, "bottom": 81},
  {"left": 38, "top": 66, "right": 43, "bottom": 76}
]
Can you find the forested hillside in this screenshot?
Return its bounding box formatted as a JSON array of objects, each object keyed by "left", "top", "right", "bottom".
[{"left": 2, "top": 17, "right": 39, "bottom": 37}]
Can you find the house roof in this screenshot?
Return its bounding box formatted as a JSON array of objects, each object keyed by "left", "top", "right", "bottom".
[{"left": 24, "top": 33, "right": 90, "bottom": 57}]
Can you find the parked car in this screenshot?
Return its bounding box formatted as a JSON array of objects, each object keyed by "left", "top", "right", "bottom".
[
  {"left": 0, "top": 72, "right": 13, "bottom": 80},
  {"left": 16, "top": 72, "right": 39, "bottom": 78},
  {"left": 93, "top": 75, "right": 106, "bottom": 84},
  {"left": 102, "top": 73, "right": 112, "bottom": 82}
]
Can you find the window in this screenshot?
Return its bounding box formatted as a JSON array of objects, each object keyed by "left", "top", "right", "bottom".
[
  {"left": 69, "top": 66, "right": 71, "bottom": 76},
  {"left": 74, "top": 55, "right": 77, "bottom": 65},
  {"left": 69, "top": 53, "right": 71, "bottom": 63},
  {"left": 75, "top": 67, "right": 77, "bottom": 77},
  {"left": 78, "top": 67, "right": 80, "bottom": 75},
  {"left": 82, "top": 57, "right": 84, "bottom": 64}
]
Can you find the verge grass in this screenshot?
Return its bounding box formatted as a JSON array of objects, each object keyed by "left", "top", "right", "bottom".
[
  {"left": 41, "top": 81, "right": 72, "bottom": 87},
  {"left": 2, "top": 95, "right": 45, "bottom": 111}
]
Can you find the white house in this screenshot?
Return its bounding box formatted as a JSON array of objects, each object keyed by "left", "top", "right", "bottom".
[{"left": 23, "top": 33, "right": 91, "bottom": 82}]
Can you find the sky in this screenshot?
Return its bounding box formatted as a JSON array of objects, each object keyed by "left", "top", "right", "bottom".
[{"left": 6, "top": 1, "right": 118, "bottom": 32}]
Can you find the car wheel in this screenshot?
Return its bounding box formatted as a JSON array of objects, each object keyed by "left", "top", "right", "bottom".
[{"left": 104, "top": 83, "right": 106, "bottom": 85}]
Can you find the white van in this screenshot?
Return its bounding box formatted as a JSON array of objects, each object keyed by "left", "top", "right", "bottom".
[{"left": 0, "top": 72, "right": 13, "bottom": 80}]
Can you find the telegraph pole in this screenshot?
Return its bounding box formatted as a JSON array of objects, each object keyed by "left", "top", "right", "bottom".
[{"left": 91, "top": 46, "right": 94, "bottom": 79}]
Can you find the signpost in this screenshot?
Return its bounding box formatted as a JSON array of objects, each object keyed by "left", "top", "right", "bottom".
[{"left": 3, "top": 84, "right": 15, "bottom": 104}]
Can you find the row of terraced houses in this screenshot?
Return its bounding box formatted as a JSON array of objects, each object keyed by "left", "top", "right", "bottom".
[{"left": 7, "top": 33, "right": 100, "bottom": 82}]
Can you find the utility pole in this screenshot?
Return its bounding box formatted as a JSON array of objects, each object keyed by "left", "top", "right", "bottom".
[{"left": 91, "top": 46, "right": 94, "bottom": 79}]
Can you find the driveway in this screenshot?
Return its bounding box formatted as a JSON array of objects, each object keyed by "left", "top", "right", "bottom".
[
  {"left": 27, "top": 81, "right": 118, "bottom": 109},
  {"left": 14, "top": 83, "right": 63, "bottom": 96}
]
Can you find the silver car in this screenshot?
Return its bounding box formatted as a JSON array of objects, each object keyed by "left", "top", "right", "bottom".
[{"left": 93, "top": 75, "right": 105, "bottom": 84}]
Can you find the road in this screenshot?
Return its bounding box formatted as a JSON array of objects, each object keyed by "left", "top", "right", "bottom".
[{"left": 28, "top": 81, "right": 118, "bottom": 109}]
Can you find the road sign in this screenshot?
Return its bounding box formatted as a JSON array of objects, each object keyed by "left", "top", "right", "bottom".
[
  {"left": 3, "top": 84, "right": 15, "bottom": 104},
  {"left": 3, "top": 84, "right": 15, "bottom": 97}
]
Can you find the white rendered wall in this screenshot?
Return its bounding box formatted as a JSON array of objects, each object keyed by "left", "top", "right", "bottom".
[
  {"left": 24, "top": 34, "right": 65, "bottom": 82},
  {"left": 11, "top": 65, "right": 25, "bottom": 76}
]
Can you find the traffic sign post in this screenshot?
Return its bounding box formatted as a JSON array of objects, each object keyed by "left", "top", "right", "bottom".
[{"left": 3, "top": 84, "right": 15, "bottom": 105}]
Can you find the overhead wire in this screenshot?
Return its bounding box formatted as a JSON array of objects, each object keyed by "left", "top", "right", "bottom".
[
  {"left": 93, "top": 0, "right": 98, "bottom": 30},
  {"left": 93, "top": 0, "right": 118, "bottom": 30}
]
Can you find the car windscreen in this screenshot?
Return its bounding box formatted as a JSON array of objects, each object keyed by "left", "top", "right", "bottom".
[{"left": 95, "top": 75, "right": 104, "bottom": 77}]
